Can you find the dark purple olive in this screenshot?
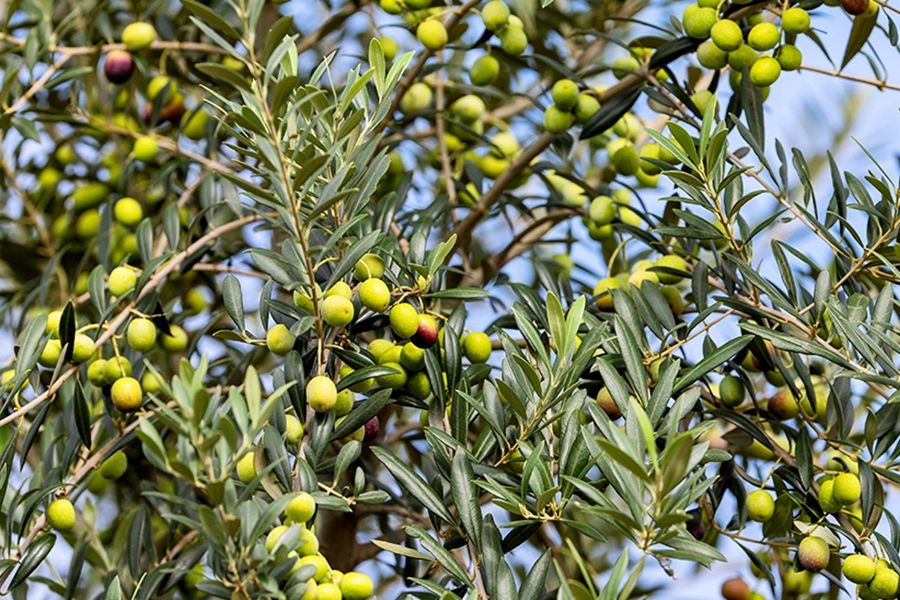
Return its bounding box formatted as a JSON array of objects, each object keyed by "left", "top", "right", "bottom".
[
  {"left": 843, "top": 0, "right": 870, "bottom": 15},
  {"left": 410, "top": 314, "right": 438, "bottom": 349},
  {"left": 142, "top": 100, "right": 185, "bottom": 125},
  {"left": 364, "top": 417, "right": 380, "bottom": 441},
  {"left": 104, "top": 50, "right": 134, "bottom": 84},
  {"left": 686, "top": 510, "right": 705, "bottom": 540}
]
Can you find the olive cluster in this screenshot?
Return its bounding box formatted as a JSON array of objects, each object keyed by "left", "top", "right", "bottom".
[
  {"left": 710, "top": 344, "right": 889, "bottom": 598},
  {"left": 379, "top": 0, "right": 528, "bottom": 56},
  {"left": 261, "top": 493, "right": 375, "bottom": 600},
  {"left": 263, "top": 252, "right": 493, "bottom": 427}
]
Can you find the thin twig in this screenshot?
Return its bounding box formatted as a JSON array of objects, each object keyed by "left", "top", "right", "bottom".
[
  {"left": 433, "top": 60, "right": 459, "bottom": 210},
  {"left": 0, "top": 33, "right": 232, "bottom": 57},
  {"left": 192, "top": 263, "right": 268, "bottom": 279},
  {"left": 4, "top": 55, "right": 70, "bottom": 116},
  {"left": 799, "top": 64, "right": 900, "bottom": 92}
]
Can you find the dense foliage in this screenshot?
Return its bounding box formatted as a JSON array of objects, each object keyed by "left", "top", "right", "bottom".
[{"left": 0, "top": 0, "right": 899, "bottom": 598}]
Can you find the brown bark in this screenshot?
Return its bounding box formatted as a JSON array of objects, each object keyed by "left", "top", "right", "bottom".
[{"left": 317, "top": 509, "right": 361, "bottom": 572}]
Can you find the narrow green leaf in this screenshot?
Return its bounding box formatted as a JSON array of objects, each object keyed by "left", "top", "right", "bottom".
[
  {"left": 814, "top": 270, "right": 831, "bottom": 317},
  {"left": 451, "top": 450, "right": 482, "bottom": 549},
  {"left": 72, "top": 382, "right": 91, "bottom": 448},
  {"left": 673, "top": 335, "right": 753, "bottom": 393},
  {"left": 372, "top": 447, "right": 453, "bottom": 523},
  {"left": 594, "top": 438, "right": 650, "bottom": 483},
  {"left": 601, "top": 551, "right": 630, "bottom": 600},
  {"left": 9, "top": 533, "right": 55, "bottom": 590},
  {"left": 546, "top": 293, "right": 566, "bottom": 357},
  {"left": 325, "top": 231, "right": 382, "bottom": 289},
  {"left": 405, "top": 524, "right": 471, "bottom": 583},
  {"left": 334, "top": 441, "right": 361, "bottom": 479},
  {"left": 426, "top": 234, "right": 458, "bottom": 276},
  {"left": 841, "top": 9, "right": 879, "bottom": 69},
  {"left": 331, "top": 389, "right": 391, "bottom": 441},
  {"left": 581, "top": 87, "right": 642, "bottom": 139},
  {"left": 183, "top": 0, "right": 241, "bottom": 39},
  {"left": 59, "top": 301, "right": 75, "bottom": 362},
  {"left": 371, "top": 539, "right": 432, "bottom": 561},
  {"left": 519, "top": 550, "right": 551, "bottom": 600},
  {"left": 223, "top": 274, "right": 245, "bottom": 332}
]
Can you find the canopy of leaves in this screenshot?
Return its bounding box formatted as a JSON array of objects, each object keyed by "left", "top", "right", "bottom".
[{"left": 0, "top": 0, "right": 898, "bottom": 599}]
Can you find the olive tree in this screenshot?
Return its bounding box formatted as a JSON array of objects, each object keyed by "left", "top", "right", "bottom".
[{"left": 0, "top": 0, "right": 898, "bottom": 598}]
